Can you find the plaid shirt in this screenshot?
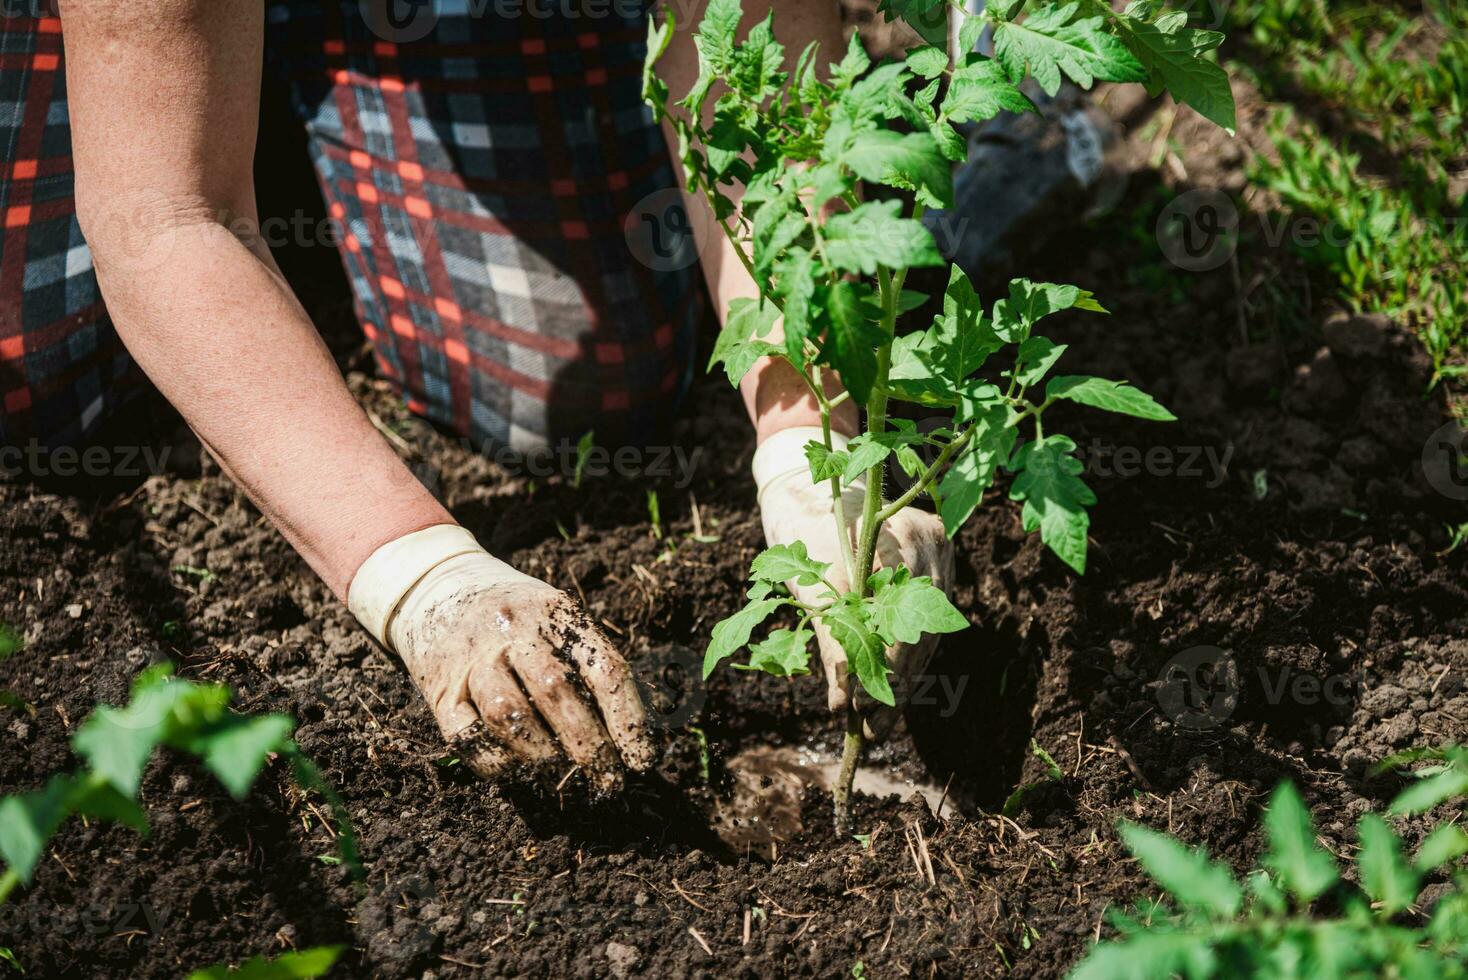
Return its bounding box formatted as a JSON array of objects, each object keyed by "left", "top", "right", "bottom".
[{"left": 0, "top": 0, "right": 704, "bottom": 451}]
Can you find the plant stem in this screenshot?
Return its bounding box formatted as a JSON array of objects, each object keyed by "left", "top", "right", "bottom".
[
  {"left": 875, "top": 426, "right": 974, "bottom": 525},
  {"left": 833, "top": 707, "right": 864, "bottom": 836},
  {"left": 833, "top": 253, "right": 906, "bottom": 832}
]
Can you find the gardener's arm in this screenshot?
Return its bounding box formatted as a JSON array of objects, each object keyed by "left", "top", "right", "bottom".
[
  {"left": 657, "top": 3, "right": 955, "bottom": 740},
  {"left": 61, "top": 0, "right": 652, "bottom": 784}
]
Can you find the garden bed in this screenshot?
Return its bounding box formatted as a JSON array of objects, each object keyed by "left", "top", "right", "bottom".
[{"left": 2, "top": 18, "right": 1466, "bottom": 980}]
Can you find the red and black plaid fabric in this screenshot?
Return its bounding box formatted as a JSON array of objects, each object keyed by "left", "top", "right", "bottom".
[
  {"left": 1, "top": 1, "right": 704, "bottom": 451},
  {"left": 0, "top": 11, "right": 144, "bottom": 447}
]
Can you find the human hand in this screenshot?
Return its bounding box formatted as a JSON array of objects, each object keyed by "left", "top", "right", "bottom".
[
  {"left": 753, "top": 427, "right": 955, "bottom": 740},
  {"left": 349, "top": 526, "right": 654, "bottom": 789}
]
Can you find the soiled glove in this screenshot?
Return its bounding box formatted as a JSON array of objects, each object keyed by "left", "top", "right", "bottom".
[
  {"left": 349, "top": 525, "right": 654, "bottom": 788},
  {"left": 754, "top": 426, "right": 955, "bottom": 740}
]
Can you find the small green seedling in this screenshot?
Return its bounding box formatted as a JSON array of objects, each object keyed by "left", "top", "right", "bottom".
[
  {"left": 0, "top": 664, "right": 358, "bottom": 904},
  {"left": 572, "top": 430, "right": 596, "bottom": 489},
  {"left": 647, "top": 489, "right": 664, "bottom": 540},
  {"left": 185, "top": 945, "right": 345, "bottom": 980},
  {"left": 1002, "top": 738, "right": 1067, "bottom": 816},
  {"left": 645, "top": 0, "right": 1233, "bottom": 830},
  {"left": 1070, "top": 775, "right": 1468, "bottom": 978}
]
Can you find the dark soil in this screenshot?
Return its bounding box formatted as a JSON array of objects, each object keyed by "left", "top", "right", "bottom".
[{"left": 2, "top": 16, "right": 1466, "bottom": 980}]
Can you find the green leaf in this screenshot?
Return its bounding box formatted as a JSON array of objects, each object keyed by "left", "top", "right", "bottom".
[
  {"left": 1388, "top": 765, "right": 1468, "bottom": 815},
  {"left": 866, "top": 566, "right": 968, "bottom": 645},
  {"left": 830, "top": 32, "right": 871, "bottom": 90},
  {"left": 992, "top": 2, "right": 1146, "bottom": 97},
  {"left": 1012, "top": 336, "right": 1068, "bottom": 388},
  {"left": 1069, "top": 932, "right": 1219, "bottom": 980},
  {"left": 0, "top": 774, "right": 76, "bottom": 882},
  {"left": 823, "top": 200, "right": 944, "bottom": 275},
  {"left": 1118, "top": 821, "right": 1243, "bottom": 918},
  {"left": 938, "top": 446, "right": 986, "bottom": 536},
  {"left": 685, "top": 0, "right": 745, "bottom": 119},
  {"left": 709, "top": 297, "right": 782, "bottom": 388},
  {"left": 749, "top": 542, "right": 831, "bottom": 589},
  {"left": 1261, "top": 782, "right": 1339, "bottom": 905},
  {"left": 896, "top": 289, "right": 929, "bottom": 314},
  {"left": 66, "top": 778, "right": 148, "bottom": 834},
  {"left": 705, "top": 598, "right": 786, "bottom": 678},
  {"left": 943, "top": 58, "right": 1036, "bottom": 123},
  {"left": 73, "top": 666, "right": 229, "bottom": 796},
  {"left": 1414, "top": 824, "right": 1468, "bottom": 872},
  {"left": 1111, "top": 14, "right": 1236, "bottom": 133},
  {"left": 707, "top": 101, "right": 754, "bottom": 179},
  {"left": 72, "top": 702, "right": 169, "bottom": 799},
  {"left": 1009, "top": 435, "right": 1095, "bottom": 574},
  {"left": 193, "top": 714, "right": 296, "bottom": 800},
  {"left": 776, "top": 249, "right": 818, "bottom": 370},
  {"left": 185, "top": 945, "right": 345, "bottom": 980},
  {"left": 992, "top": 277, "right": 1104, "bottom": 343},
  {"left": 959, "top": 13, "right": 989, "bottom": 54},
  {"left": 738, "top": 629, "right": 814, "bottom": 677},
  {"left": 821, "top": 598, "right": 894, "bottom": 706},
  {"left": 730, "top": 12, "right": 786, "bottom": 101},
  {"left": 1045, "top": 376, "right": 1176, "bottom": 421},
  {"left": 905, "top": 45, "right": 949, "bottom": 79},
  {"left": 806, "top": 441, "right": 851, "bottom": 483},
  {"left": 842, "top": 423, "right": 924, "bottom": 484},
  {"left": 842, "top": 130, "right": 954, "bottom": 210},
  {"left": 641, "top": 12, "right": 675, "bottom": 114},
  {"left": 895, "top": 266, "right": 1002, "bottom": 394},
  {"left": 836, "top": 62, "right": 917, "bottom": 127},
  {"left": 825, "top": 280, "right": 885, "bottom": 404},
  {"left": 1430, "top": 887, "right": 1468, "bottom": 952},
  {"left": 938, "top": 411, "right": 1015, "bottom": 535},
  {"left": 1357, "top": 813, "right": 1420, "bottom": 915}
]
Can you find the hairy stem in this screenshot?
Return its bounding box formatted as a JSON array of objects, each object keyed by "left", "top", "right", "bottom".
[
  {"left": 834, "top": 253, "right": 905, "bottom": 831},
  {"left": 833, "top": 707, "right": 864, "bottom": 836},
  {"left": 819, "top": 394, "right": 859, "bottom": 586},
  {"left": 875, "top": 425, "right": 974, "bottom": 525}
]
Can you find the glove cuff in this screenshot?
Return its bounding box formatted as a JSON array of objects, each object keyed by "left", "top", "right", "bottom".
[
  {"left": 752, "top": 425, "right": 851, "bottom": 497},
  {"left": 347, "top": 524, "right": 534, "bottom": 653}
]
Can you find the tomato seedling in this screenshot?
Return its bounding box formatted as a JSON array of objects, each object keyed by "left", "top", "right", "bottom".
[
  {"left": 646, "top": 0, "right": 1234, "bottom": 830},
  {"left": 0, "top": 664, "right": 358, "bottom": 903},
  {"left": 1072, "top": 773, "right": 1468, "bottom": 978}
]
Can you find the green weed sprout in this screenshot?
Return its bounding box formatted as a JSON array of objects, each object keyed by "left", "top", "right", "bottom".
[{"left": 644, "top": 0, "right": 1234, "bottom": 831}]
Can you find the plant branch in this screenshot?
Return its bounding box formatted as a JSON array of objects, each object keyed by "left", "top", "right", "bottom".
[{"left": 875, "top": 425, "right": 974, "bottom": 525}]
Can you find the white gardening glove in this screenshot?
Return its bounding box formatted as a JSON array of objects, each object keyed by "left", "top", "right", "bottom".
[
  {"left": 348, "top": 525, "right": 654, "bottom": 789},
  {"left": 753, "top": 426, "right": 956, "bottom": 740}
]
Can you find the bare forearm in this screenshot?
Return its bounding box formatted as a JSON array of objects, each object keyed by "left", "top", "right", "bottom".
[
  {"left": 91, "top": 222, "right": 452, "bottom": 598},
  {"left": 61, "top": 0, "right": 450, "bottom": 600},
  {"left": 656, "top": 0, "right": 857, "bottom": 443}
]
